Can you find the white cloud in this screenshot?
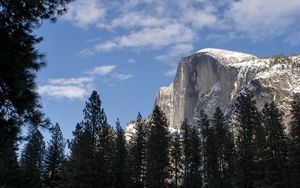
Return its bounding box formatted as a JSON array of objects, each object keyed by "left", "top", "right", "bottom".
[
  {"left": 38, "top": 77, "right": 94, "bottom": 99},
  {"left": 127, "top": 58, "right": 135, "bottom": 64},
  {"left": 48, "top": 77, "right": 93, "bottom": 85},
  {"left": 95, "top": 24, "right": 195, "bottom": 52},
  {"left": 88, "top": 65, "right": 116, "bottom": 75},
  {"left": 114, "top": 73, "right": 133, "bottom": 81},
  {"left": 62, "top": 0, "right": 300, "bottom": 77},
  {"left": 64, "top": 0, "right": 106, "bottom": 28},
  {"left": 156, "top": 43, "right": 194, "bottom": 62},
  {"left": 108, "top": 12, "right": 170, "bottom": 29},
  {"left": 79, "top": 48, "right": 94, "bottom": 57},
  {"left": 226, "top": 0, "right": 300, "bottom": 39},
  {"left": 95, "top": 41, "right": 118, "bottom": 52}
]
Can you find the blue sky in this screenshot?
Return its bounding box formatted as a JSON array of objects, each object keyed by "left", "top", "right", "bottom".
[{"left": 34, "top": 0, "right": 300, "bottom": 141}]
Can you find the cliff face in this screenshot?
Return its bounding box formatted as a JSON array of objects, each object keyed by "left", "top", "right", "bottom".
[{"left": 155, "top": 48, "right": 300, "bottom": 128}]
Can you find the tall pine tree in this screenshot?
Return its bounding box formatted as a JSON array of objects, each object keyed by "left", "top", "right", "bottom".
[
  {"left": 67, "top": 91, "right": 109, "bottom": 188},
  {"left": 234, "top": 88, "right": 262, "bottom": 188},
  {"left": 44, "top": 123, "right": 66, "bottom": 188},
  {"left": 66, "top": 123, "right": 94, "bottom": 188},
  {"left": 145, "top": 105, "right": 170, "bottom": 187},
  {"left": 170, "top": 129, "right": 182, "bottom": 188},
  {"left": 0, "top": 1, "right": 71, "bottom": 186},
  {"left": 114, "top": 119, "right": 127, "bottom": 188},
  {"left": 127, "top": 112, "right": 147, "bottom": 187},
  {"left": 211, "top": 108, "right": 235, "bottom": 188},
  {"left": 263, "top": 102, "right": 288, "bottom": 188},
  {"left": 181, "top": 119, "right": 202, "bottom": 188},
  {"left": 96, "top": 118, "right": 116, "bottom": 187},
  {"left": 288, "top": 93, "right": 300, "bottom": 188},
  {"left": 196, "top": 110, "right": 210, "bottom": 184},
  {"left": 20, "top": 126, "right": 45, "bottom": 188}
]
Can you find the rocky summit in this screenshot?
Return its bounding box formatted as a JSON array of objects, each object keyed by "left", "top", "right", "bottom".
[{"left": 155, "top": 48, "right": 300, "bottom": 128}]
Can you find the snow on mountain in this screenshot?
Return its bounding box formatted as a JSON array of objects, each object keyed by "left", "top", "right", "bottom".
[
  {"left": 196, "top": 48, "right": 257, "bottom": 63},
  {"left": 154, "top": 48, "right": 300, "bottom": 128}
]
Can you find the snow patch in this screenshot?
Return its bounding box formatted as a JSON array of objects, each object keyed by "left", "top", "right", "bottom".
[{"left": 196, "top": 48, "right": 257, "bottom": 63}]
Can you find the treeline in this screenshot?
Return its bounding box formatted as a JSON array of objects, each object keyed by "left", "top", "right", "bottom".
[{"left": 15, "top": 89, "right": 300, "bottom": 188}]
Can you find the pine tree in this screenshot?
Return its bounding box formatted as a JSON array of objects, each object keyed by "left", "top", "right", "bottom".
[
  {"left": 253, "top": 117, "right": 267, "bottom": 188},
  {"left": 288, "top": 93, "right": 300, "bottom": 188},
  {"left": 234, "top": 88, "right": 262, "bottom": 188},
  {"left": 145, "top": 105, "right": 170, "bottom": 187},
  {"left": 196, "top": 110, "right": 210, "bottom": 184},
  {"left": 181, "top": 119, "right": 202, "bottom": 188},
  {"left": 67, "top": 91, "right": 108, "bottom": 188},
  {"left": 189, "top": 126, "right": 202, "bottom": 188},
  {"left": 170, "top": 129, "right": 182, "bottom": 188},
  {"left": 210, "top": 107, "right": 235, "bottom": 188},
  {"left": 0, "top": 123, "right": 20, "bottom": 187},
  {"left": 44, "top": 123, "right": 66, "bottom": 188},
  {"left": 127, "top": 112, "right": 147, "bottom": 187},
  {"left": 20, "top": 126, "right": 45, "bottom": 188},
  {"left": 206, "top": 124, "right": 219, "bottom": 188},
  {"left": 262, "top": 102, "right": 288, "bottom": 188},
  {"left": 0, "top": 1, "right": 71, "bottom": 186},
  {"left": 66, "top": 123, "right": 94, "bottom": 188},
  {"left": 96, "top": 121, "right": 116, "bottom": 187},
  {"left": 84, "top": 90, "right": 111, "bottom": 187},
  {"left": 114, "top": 119, "right": 127, "bottom": 188}
]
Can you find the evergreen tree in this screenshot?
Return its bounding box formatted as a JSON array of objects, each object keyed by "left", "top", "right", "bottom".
[
  {"left": 210, "top": 107, "right": 235, "bottom": 188},
  {"left": 189, "top": 126, "right": 202, "bottom": 188},
  {"left": 0, "top": 1, "right": 71, "bottom": 186},
  {"left": 206, "top": 124, "right": 219, "bottom": 188},
  {"left": 114, "top": 119, "right": 127, "bottom": 188},
  {"left": 127, "top": 112, "right": 147, "bottom": 187},
  {"left": 66, "top": 123, "right": 94, "bottom": 188},
  {"left": 196, "top": 110, "right": 210, "bottom": 184},
  {"left": 181, "top": 119, "right": 202, "bottom": 188},
  {"left": 20, "top": 126, "right": 45, "bottom": 188},
  {"left": 253, "top": 117, "right": 266, "bottom": 188},
  {"left": 84, "top": 90, "right": 112, "bottom": 187},
  {"left": 0, "top": 123, "right": 20, "bottom": 187},
  {"left": 262, "top": 102, "right": 288, "bottom": 188},
  {"left": 96, "top": 120, "right": 116, "bottom": 187},
  {"left": 288, "top": 93, "right": 300, "bottom": 188},
  {"left": 67, "top": 91, "right": 107, "bottom": 188},
  {"left": 170, "top": 129, "right": 182, "bottom": 188},
  {"left": 44, "top": 123, "right": 66, "bottom": 188},
  {"left": 234, "top": 88, "right": 262, "bottom": 188},
  {"left": 145, "top": 105, "right": 170, "bottom": 187}
]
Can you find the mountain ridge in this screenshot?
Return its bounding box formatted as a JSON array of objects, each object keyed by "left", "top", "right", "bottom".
[{"left": 155, "top": 48, "right": 300, "bottom": 128}]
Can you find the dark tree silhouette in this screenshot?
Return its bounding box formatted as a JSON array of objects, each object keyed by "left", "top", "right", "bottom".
[
  {"left": 145, "top": 105, "right": 170, "bottom": 187},
  {"left": 20, "top": 126, "right": 45, "bottom": 188},
  {"left": 0, "top": 1, "right": 71, "bottom": 187},
  {"left": 44, "top": 123, "right": 66, "bottom": 188},
  {"left": 113, "top": 119, "right": 127, "bottom": 188},
  {"left": 289, "top": 93, "right": 300, "bottom": 188}
]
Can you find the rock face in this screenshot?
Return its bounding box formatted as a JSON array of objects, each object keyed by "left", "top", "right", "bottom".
[{"left": 155, "top": 48, "right": 300, "bottom": 128}]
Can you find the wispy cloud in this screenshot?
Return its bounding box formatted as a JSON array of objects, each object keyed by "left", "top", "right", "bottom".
[
  {"left": 114, "top": 73, "right": 133, "bottom": 81},
  {"left": 127, "top": 58, "right": 135, "bottom": 64},
  {"left": 95, "top": 24, "right": 195, "bottom": 52},
  {"left": 79, "top": 48, "right": 94, "bottom": 57},
  {"left": 38, "top": 77, "right": 94, "bottom": 99},
  {"left": 64, "top": 0, "right": 106, "bottom": 28},
  {"left": 226, "top": 0, "right": 300, "bottom": 39},
  {"left": 88, "top": 65, "right": 116, "bottom": 75},
  {"left": 156, "top": 43, "right": 194, "bottom": 62},
  {"left": 62, "top": 0, "right": 300, "bottom": 76}
]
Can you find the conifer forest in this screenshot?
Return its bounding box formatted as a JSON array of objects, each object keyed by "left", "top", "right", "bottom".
[{"left": 1, "top": 1, "right": 300, "bottom": 188}]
